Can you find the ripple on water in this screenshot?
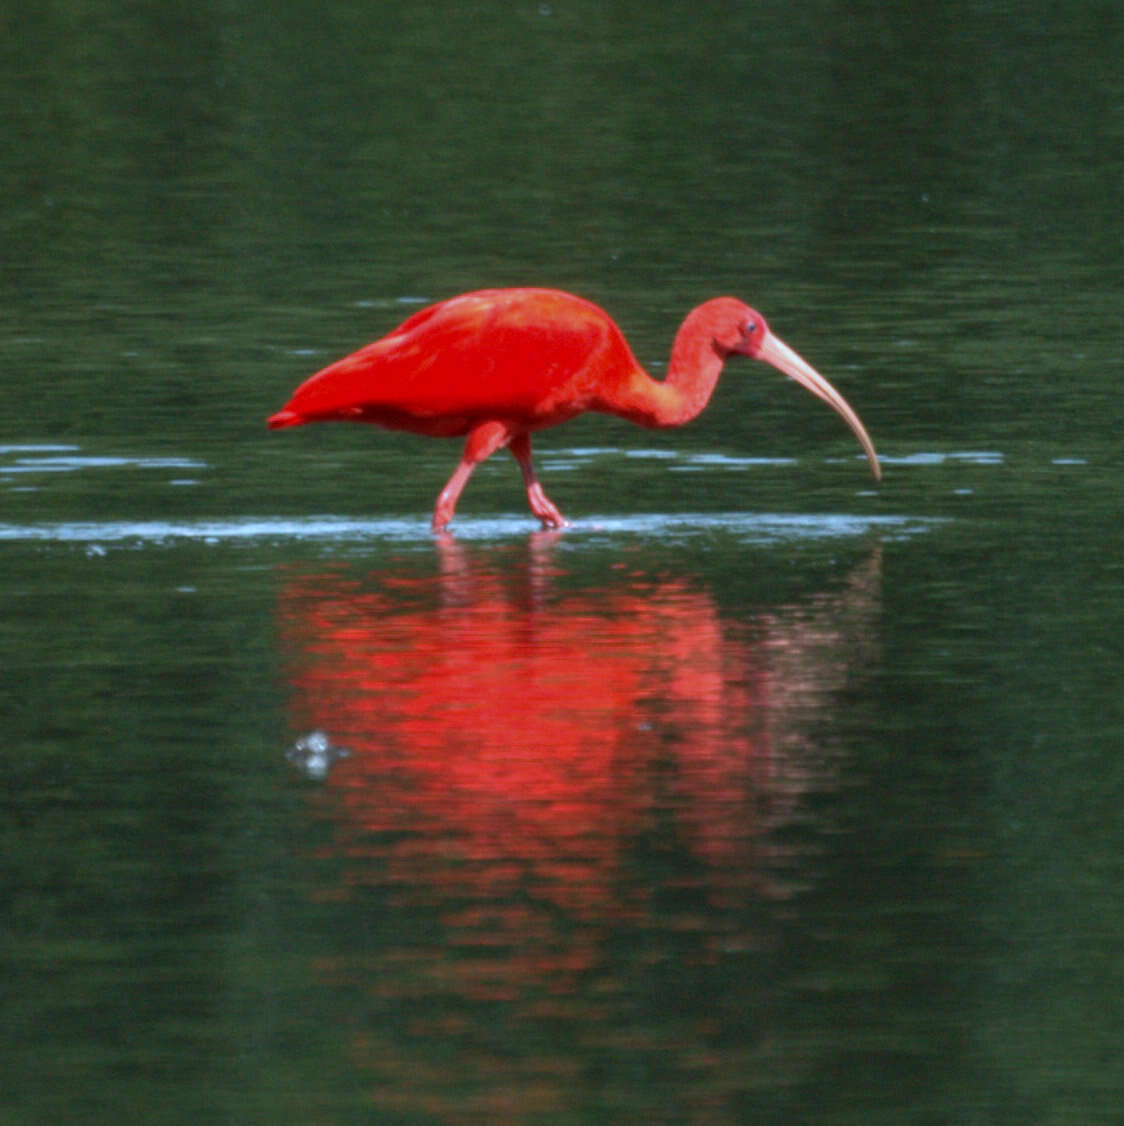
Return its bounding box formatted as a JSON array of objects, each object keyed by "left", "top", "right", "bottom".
[
  {"left": 0, "top": 454, "right": 207, "bottom": 474},
  {"left": 878, "top": 451, "right": 1005, "bottom": 466},
  {"left": 3, "top": 442, "right": 1045, "bottom": 549},
  {"left": 0, "top": 512, "right": 945, "bottom": 550}
]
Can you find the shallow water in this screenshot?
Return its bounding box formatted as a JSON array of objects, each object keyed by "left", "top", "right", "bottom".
[{"left": 4, "top": 2, "right": 1124, "bottom": 1123}]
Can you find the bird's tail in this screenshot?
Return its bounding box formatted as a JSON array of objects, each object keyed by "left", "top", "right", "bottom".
[{"left": 266, "top": 409, "right": 304, "bottom": 429}]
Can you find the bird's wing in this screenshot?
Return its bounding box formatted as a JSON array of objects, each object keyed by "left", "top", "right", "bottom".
[{"left": 284, "top": 290, "right": 637, "bottom": 432}]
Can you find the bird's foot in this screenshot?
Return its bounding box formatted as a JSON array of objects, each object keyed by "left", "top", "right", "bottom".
[{"left": 527, "top": 484, "right": 568, "bottom": 529}]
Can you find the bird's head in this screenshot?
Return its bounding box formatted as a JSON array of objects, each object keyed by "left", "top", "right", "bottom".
[
  {"left": 699, "top": 297, "right": 882, "bottom": 481},
  {"left": 732, "top": 306, "right": 770, "bottom": 359},
  {"left": 696, "top": 298, "right": 769, "bottom": 359}
]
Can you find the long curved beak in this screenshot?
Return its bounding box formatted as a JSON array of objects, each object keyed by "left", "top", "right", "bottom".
[{"left": 756, "top": 332, "right": 882, "bottom": 481}]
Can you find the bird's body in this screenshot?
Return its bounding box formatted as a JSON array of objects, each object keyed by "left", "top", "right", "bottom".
[
  {"left": 268, "top": 289, "right": 673, "bottom": 435},
  {"left": 268, "top": 287, "right": 880, "bottom": 530}
]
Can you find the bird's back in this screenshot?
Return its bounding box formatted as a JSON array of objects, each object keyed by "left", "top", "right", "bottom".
[{"left": 269, "top": 288, "right": 646, "bottom": 437}]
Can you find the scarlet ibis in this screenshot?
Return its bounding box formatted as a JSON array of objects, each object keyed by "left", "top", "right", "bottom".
[{"left": 267, "top": 287, "right": 881, "bottom": 530}]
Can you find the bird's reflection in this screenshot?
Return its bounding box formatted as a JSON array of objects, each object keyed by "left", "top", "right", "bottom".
[{"left": 275, "top": 536, "right": 882, "bottom": 1117}]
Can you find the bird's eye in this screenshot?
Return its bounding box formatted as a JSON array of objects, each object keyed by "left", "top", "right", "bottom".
[{"left": 744, "top": 320, "right": 757, "bottom": 335}]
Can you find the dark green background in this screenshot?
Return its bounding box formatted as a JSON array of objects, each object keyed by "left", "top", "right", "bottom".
[{"left": 3, "top": 2, "right": 1123, "bottom": 1122}]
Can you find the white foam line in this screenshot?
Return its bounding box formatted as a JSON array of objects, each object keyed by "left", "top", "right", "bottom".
[
  {"left": 0, "top": 512, "right": 945, "bottom": 547},
  {"left": 1, "top": 456, "right": 207, "bottom": 474}
]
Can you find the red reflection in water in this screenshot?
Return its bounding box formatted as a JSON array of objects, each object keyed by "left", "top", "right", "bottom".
[{"left": 276, "top": 538, "right": 882, "bottom": 1119}]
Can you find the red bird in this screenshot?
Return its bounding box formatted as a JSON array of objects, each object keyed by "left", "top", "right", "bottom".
[{"left": 268, "top": 287, "right": 881, "bottom": 531}]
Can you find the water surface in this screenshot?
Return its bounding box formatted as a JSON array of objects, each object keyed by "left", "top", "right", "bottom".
[{"left": 3, "top": 2, "right": 1124, "bottom": 1123}]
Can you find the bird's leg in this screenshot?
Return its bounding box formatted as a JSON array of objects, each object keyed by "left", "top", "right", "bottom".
[
  {"left": 509, "top": 433, "right": 568, "bottom": 528},
  {"left": 432, "top": 421, "right": 512, "bottom": 531}
]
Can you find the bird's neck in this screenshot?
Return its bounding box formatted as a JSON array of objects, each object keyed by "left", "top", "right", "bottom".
[
  {"left": 645, "top": 313, "right": 726, "bottom": 427},
  {"left": 598, "top": 306, "right": 728, "bottom": 429}
]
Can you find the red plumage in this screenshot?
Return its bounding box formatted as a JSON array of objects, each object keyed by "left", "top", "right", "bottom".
[{"left": 268, "top": 287, "right": 880, "bottom": 530}]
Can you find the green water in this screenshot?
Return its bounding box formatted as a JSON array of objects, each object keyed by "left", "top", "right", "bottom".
[{"left": 4, "top": 3, "right": 1124, "bottom": 1123}]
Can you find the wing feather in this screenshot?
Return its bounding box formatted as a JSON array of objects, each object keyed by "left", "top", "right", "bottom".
[{"left": 280, "top": 289, "right": 641, "bottom": 435}]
